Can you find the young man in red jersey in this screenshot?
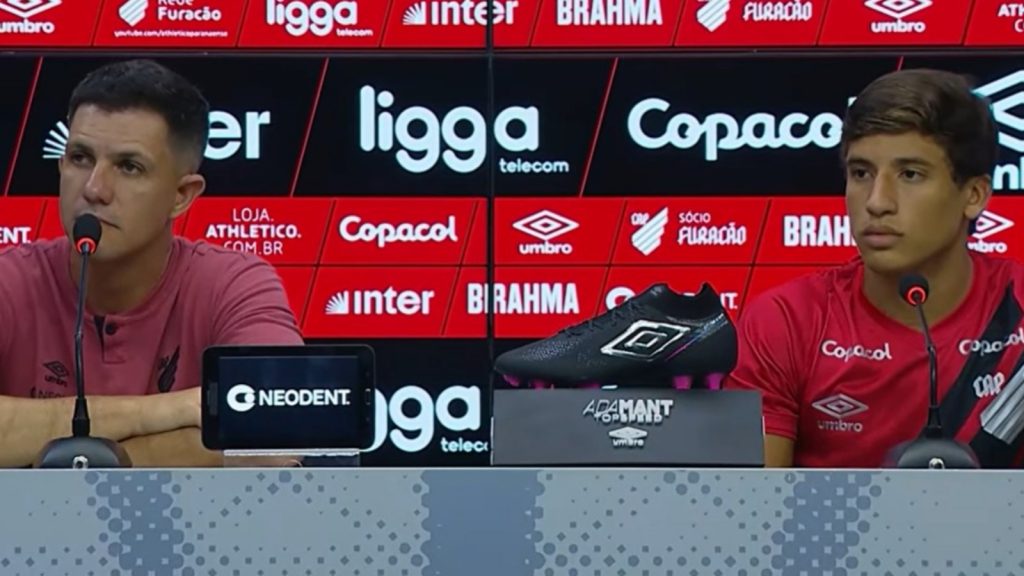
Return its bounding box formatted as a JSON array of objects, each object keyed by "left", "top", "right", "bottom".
[
  {"left": 724, "top": 68, "right": 1024, "bottom": 468},
  {"left": 0, "top": 60, "right": 304, "bottom": 468}
]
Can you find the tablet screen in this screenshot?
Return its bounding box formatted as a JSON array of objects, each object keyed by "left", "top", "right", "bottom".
[{"left": 211, "top": 354, "right": 369, "bottom": 450}]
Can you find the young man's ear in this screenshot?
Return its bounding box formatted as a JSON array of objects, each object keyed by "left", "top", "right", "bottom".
[{"left": 963, "top": 174, "right": 993, "bottom": 223}]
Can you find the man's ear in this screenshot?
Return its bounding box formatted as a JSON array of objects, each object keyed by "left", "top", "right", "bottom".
[
  {"left": 171, "top": 173, "right": 205, "bottom": 219},
  {"left": 963, "top": 174, "right": 993, "bottom": 222}
]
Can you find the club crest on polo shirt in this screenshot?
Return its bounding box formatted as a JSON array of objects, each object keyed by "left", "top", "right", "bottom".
[
  {"left": 819, "top": 339, "right": 893, "bottom": 362},
  {"left": 157, "top": 346, "right": 180, "bottom": 393}
]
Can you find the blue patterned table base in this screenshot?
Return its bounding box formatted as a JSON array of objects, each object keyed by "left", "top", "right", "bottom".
[{"left": 0, "top": 468, "right": 1019, "bottom": 576}]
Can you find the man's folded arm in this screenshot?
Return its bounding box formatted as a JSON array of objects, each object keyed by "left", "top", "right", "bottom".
[
  {"left": 0, "top": 390, "right": 198, "bottom": 468},
  {"left": 722, "top": 292, "right": 805, "bottom": 468}
]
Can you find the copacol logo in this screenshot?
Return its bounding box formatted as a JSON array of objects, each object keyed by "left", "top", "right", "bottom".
[
  {"left": 225, "top": 384, "right": 352, "bottom": 413},
  {"left": 358, "top": 85, "right": 570, "bottom": 175},
  {"left": 366, "top": 385, "right": 488, "bottom": 454},
  {"left": 627, "top": 98, "right": 843, "bottom": 161}
]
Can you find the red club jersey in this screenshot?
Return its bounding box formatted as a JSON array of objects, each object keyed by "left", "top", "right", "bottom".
[{"left": 725, "top": 252, "right": 1024, "bottom": 468}]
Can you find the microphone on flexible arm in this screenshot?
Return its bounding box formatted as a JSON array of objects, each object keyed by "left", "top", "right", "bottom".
[
  {"left": 884, "top": 273, "right": 979, "bottom": 469},
  {"left": 34, "top": 214, "right": 132, "bottom": 469}
]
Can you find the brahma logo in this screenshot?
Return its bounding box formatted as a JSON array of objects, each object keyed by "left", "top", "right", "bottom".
[
  {"left": 600, "top": 320, "right": 691, "bottom": 360},
  {"left": 359, "top": 86, "right": 569, "bottom": 175},
  {"left": 467, "top": 282, "right": 580, "bottom": 315},
  {"left": 512, "top": 210, "right": 578, "bottom": 255},
  {"left": 402, "top": 0, "right": 518, "bottom": 25},
  {"left": 696, "top": 0, "right": 728, "bottom": 31},
  {"left": 43, "top": 111, "right": 270, "bottom": 161},
  {"left": 556, "top": 0, "right": 663, "bottom": 25},
  {"left": 864, "top": 0, "right": 930, "bottom": 33},
  {"left": 975, "top": 71, "right": 1024, "bottom": 191},
  {"left": 0, "top": 0, "right": 59, "bottom": 34},
  {"left": 628, "top": 100, "right": 843, "bottom": 161},
  {"left": 812, "top": 393, "right": 867, "bottom": 433},
  {"left": 968, "top": 210, "right": 1014, "bottom": 254},
  {"left": 783, "top": 214, "right": 854, "bottom": 247}
]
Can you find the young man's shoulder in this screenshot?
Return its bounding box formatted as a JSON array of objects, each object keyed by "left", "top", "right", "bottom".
[
  {"left": 742, "top": 258, "right": 861, "bottom": 325},
  {"left": 976, "top": 252, "right": 1024, "bottom": 286}
]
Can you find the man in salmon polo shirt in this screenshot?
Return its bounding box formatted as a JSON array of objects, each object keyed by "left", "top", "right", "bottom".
[{"left": 0, "top": 59, "right": 304, "bottom": 467}]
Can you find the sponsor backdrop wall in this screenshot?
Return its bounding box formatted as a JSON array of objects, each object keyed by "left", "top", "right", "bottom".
[{"left": 1, "top": 0, "right": 1022, "bottom": 465}]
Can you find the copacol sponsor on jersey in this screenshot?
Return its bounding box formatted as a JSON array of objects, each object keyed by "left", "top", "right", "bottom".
[
  {"left": 359, "top": 86, "right": 570, "bottom": 175},
  {"left": 366, "top": 385, "right": 488, "bottom": 454},
  {"left": 627, "top": 100, "right": 843, "bottom": 161},
  {"left": 820, "top": 340, "right": 892, "bottom": 362}
]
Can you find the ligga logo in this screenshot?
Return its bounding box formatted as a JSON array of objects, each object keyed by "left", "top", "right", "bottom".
[
  {"left": 359, "top": 85, "right": 570, "bottom": 175},
  {"left": 367, "top": 385, "right": 488, "bottom": 454},
  {"left": 265, "top": 0, "right": 373, "bottom": 37}
]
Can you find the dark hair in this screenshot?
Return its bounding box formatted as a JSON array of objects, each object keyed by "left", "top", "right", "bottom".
[
  {"left": 841, "top": 68, "right": 998, "bottom": 187},
  {"left": 68, "top": 59, "right": 210, "bottom": 171}
]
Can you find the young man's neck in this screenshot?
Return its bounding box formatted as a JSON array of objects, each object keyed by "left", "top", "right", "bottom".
[
  {"left": 70, "top": 232, "right": 174, "bottom": 316},
  {"left": 861, "top": 246, "right": 974, "bottom": 331}
]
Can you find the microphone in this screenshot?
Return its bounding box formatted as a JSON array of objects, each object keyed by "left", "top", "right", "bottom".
[
  {"left": 34, "top": 214, "right": 132, "bottom": 469},
  {"left": 884, "top": 273, "right": 979, "bottom": 470}
]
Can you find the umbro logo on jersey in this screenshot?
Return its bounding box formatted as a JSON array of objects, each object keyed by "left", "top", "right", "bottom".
[
  {"left": 812, "top": 393, "right": 867, "bottom": 433},
  {"left": 813, "top": 394, "right": 868, "bottom": 419},
  {"left": 600, "top": 320, "right": 691, "bottom": 361}
]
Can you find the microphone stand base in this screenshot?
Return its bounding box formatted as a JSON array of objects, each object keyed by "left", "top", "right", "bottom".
[
  {"left": 33, "top": 436, "right": 133, "bottom": 469},
  {"left": 884, "top": 437, "right": 980, "bottom": 469}
]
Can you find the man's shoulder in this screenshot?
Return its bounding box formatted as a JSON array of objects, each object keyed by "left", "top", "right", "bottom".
[
  {"left": 175, "top": 237, "right": 274, "bottom": 272},
  {"left": 172, "top": 238, "right": 286, "bottom": 306},
  {"left": 0, "top": 237, "right": 66, "bottom": 266},
  {"left": 743, "top": 259, "right": 860, "bottom": 321},
  {"left": 0, "top": 238, "right": 67, "bottom": 294},
  {"left": 978, "top": 252, "right": 1024, "bottom": 283}
]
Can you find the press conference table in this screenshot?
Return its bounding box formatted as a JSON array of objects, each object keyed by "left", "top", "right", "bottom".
[{"left": 0, "top": 468, "right": 1018, "bottom": 575}]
